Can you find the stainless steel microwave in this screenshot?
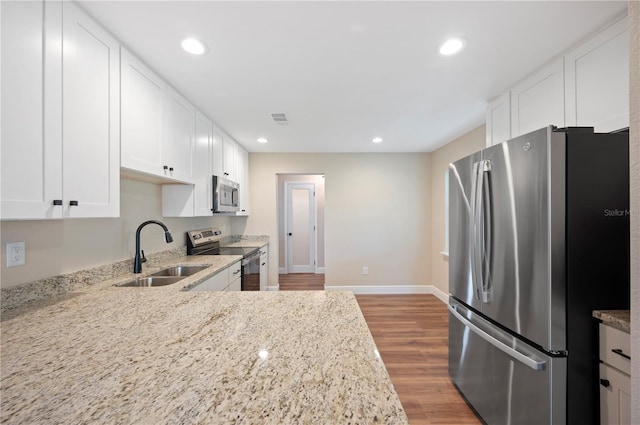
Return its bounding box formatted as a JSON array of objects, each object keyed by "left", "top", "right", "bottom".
[{"left": 212, "top": 176, "right": 239, "bottom": 213}]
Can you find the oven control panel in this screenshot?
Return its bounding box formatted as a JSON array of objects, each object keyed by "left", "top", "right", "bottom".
[{"left": 187, "top": 228, "right": 223, "bottom": 247}]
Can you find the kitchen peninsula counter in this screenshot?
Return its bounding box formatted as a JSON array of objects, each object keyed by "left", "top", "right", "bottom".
[{"left": 0, "top": 273, "right": 407, "bottom": 424}]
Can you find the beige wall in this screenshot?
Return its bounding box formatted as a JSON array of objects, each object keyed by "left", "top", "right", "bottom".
[
  {"left": 628, "top": 1, "right": 639, "bottom": 423},
  {"left": 429, "top": 125, "right": 486, "bottom": 295},
  {"left": 0, "top": 178, "right": 233, "bottom": 288},
  {"left": 244, "top": 153, "right": 431, "bottom": 289},
  {"left": 276, "top": 174, "right": 325, "bottom": 270}
]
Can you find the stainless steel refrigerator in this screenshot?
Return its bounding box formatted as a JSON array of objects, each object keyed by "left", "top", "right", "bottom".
[{"left": 448, "top": 126, "right": 629, "bottom": 425}]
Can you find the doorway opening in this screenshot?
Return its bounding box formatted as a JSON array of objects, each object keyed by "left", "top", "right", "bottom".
[{"left": 277, "top": 174, "right": 325, "bottom": 289}]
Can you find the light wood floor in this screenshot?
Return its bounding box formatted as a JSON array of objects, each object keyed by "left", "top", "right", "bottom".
[
  {"left": 278, "top": 275, "right": 480, "bottom": 424},
  {"left": 356, "top": 294, "right": 481, "bottom": 425},
  {"left": 278, "top": 273, "right": 324, "bottom": 290}
]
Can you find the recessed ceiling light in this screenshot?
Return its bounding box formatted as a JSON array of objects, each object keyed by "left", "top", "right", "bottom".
[
  {"left": 181, "top": 38, "right": 207, "bottom": 55},
  {"left": 372, "top": 137, "right": 383, "bottom": 144},
  {"left": 439, "top": 37, "right": 467, "bottom": 56},
  {"left": 257, "top": 137, "right": 269, "bottom": 144}
]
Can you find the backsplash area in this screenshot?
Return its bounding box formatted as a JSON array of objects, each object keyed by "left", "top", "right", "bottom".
[{"left": 0, "top": 178, "right": 234, "bottom": 290}]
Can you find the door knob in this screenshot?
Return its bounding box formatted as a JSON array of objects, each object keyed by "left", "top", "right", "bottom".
[{"left": 288, "top": 233, "right": 292, "bottom": 236}]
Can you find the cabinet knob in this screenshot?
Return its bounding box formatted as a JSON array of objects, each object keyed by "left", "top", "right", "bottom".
[
  {"left": 52, "top": 199, "right": 63, "bottom": 206},
  {"left": 69, "top": 200, "right": 79, "bottom": 206},
  {"left": 163, "top": 165, "right": 168, "bottom": 170},
  {"left": 288, "top": 233, "right": 292, "bottom": 236},
  {"left": 600, "top": 378, "right": 610, "bottom": 388},
  {"left": 169, "top": 167, "right": 174, "bottom": 172}
]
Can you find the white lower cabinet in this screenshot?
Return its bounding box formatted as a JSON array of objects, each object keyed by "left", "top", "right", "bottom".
[
  {"left": 259, "top": 245, "right": 269, "bottom": 291},
  {"left": 1, "top": 0, "right": 119, "bottom": 219},
  {"left": 190, "top": 261, "right": 241, "bottom": 292},
  {"left": 599, "top": 323, "right": 631, "bottom": 425}
]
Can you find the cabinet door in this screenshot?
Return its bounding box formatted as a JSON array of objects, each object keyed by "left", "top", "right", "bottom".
[
  {"left": 260, "top": 245, "right": 269, "bottom": 291},
  {"left": 599, "top": 363, "right": 631, "bottom": 425},
  {"left": 510, "top": 58, "right": 564, "bottom": 137},
  {"left": 189, "top": 271, "right": 227, "bottom": 291},
  {"left": 485, "top": 92, "right": 511, "bottom": 147},
  {"left": 62, "top": 2, "right": 119, "bottom": 218},
  {"left": 235, "top": 145, "right": 250, "bottom": 215},
  {"left": 120, "top": 48, "right": 166, "bottom": 176},
  {"left": 194, "top": 111, "right": 213, "bottom": 216},
  {"left": 565, "top": 17, "right": 628, "bottom": 132},
  {"left": 1, "top": 0, "right": 63, "bottom": 219},
  {"left": 164, "top": 86, "right": 195, "bottom": 182},
  {"left": 211, "top": 128, "right": 224, "bottom": 178},
  {"left": 222, "top": 138, "right": 236, "bottom": 180}
]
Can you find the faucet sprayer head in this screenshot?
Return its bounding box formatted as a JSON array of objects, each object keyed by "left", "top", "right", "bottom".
[{"left": 164, "top": 230, "right": 173, "bottom": 243}]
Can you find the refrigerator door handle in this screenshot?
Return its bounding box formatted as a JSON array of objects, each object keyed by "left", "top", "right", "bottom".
[
  {"left": 448, "top": 303, "right": 547, "bottom": 371},
  {"left": 480, "top": 160, "right": 493, "bottom": 303},
  {"left": 470, "top": 162, "right": 483, "bottom": 301}
]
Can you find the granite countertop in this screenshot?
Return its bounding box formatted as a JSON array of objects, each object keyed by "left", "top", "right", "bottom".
[
  {"left": 593, "top": 310, "right": 630, "bottom": 333},
  {"left": 0, "top": 266, "right": 407, "bottom": 423}
]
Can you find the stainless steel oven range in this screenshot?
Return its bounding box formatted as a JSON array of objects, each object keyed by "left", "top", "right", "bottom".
[{"left": 186, "top": 228, "right": 261, "bottom": 291}]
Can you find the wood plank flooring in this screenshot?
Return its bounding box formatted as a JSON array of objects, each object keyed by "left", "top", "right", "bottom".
[
  {"left": 278, "top": 273, "right": 324, "bottom": 290},
  {"left": 356, "top": 294, "right": 481, "bottom": 425}
]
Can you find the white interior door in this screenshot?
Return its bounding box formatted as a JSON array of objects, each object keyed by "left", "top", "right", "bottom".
[{"left": 285, "top": 182, "right": 316, "bottom": 273}]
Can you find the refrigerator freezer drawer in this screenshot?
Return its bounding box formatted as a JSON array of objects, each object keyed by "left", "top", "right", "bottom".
[{"left": 449, "top": 300, "right": 567, "bottom": 425}]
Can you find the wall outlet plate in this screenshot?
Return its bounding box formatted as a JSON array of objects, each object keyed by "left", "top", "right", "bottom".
[{"left": 6, "top": 241, "right": 26, "bottom": 267}]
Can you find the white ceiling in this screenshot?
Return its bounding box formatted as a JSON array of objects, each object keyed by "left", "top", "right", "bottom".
[{"left": 78, "top": 1, "right": 627, "bottom": 153}]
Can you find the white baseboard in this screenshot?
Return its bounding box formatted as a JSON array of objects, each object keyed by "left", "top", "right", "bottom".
[
  {"left": 278, "top": 267, "right": 286, "bottom": 274},
  {"left": 324, "top": 285, "right": 448, "bottom": 302},
  {"left": 315, "top": 267, "right": 325, "bottom": 274},
  {"left": 267, "top": 284, "right": 280, "bottom": 291}
]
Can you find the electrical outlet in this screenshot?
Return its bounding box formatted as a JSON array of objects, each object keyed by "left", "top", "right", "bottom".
[
  {"left": 6, "top": 242, "right": 26, "bottom": 267},
  {"left": 362, "top": 266, "right": 369, "bottom": 275}
]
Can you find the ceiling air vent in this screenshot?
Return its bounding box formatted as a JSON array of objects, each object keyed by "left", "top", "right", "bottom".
[{"left": 269, "top": 112, "right": 289, "bottom": 125}]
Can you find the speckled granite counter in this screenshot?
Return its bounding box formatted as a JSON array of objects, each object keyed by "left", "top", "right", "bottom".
[
  {"left": 1, "top": 273, "right": 407, "bottom": 423},
  {"left": 593, "top": 310, "right": 631, "bottom": 333},
  {"left": 221, "top": 235, "right": 269, "bottom": 249}
]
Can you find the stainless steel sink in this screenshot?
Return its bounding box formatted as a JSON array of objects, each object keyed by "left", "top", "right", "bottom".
[
  {"left": 118, "top": 276, "right": 185, "bottom": 287},
  {"left": 149, "top": 265, "right": 208, "bottom": 277}
]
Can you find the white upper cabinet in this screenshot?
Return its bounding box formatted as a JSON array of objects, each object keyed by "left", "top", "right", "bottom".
[
  {"left": 211, "top": 129, "right": 224, "bottom": 178},
  {"left": 62, "top": 2, "right": 120, "bottom": 218},
  {"left": 193, "top": 111, "right": 214, "bottom": 216},
  {"left": 1, "top": 0, "right": 61, "bottom": 219},
  {"left": 510, "top": 58, "right": 565, "bottom": 138},
  {"left": 1, "top": 1, "right": 119, "bottom": 219},
  {"left": 486, "top": 15, "right": 628, "bottom": 144},
  {"left": 235, "top": 145, "right": 250, "bottom": 215},
  {"left": 164, "top": 86, "right": 195, "bottom": 182},
  {"left": 222, "top": 137, "right": 236, "bottom": 181},
  {"left": 485, "top": 92, "right": 511, "bottom": 147},
  {"left": 564, "top": 16, "right": 629, "bottom": 132},
  {"left": 120, "top": 48, "right": 166, "bottom": 177}
]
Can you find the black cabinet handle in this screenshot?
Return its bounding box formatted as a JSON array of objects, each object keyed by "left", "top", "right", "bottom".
[
  {"left": 69, "top": 200, "right": 79, "bottom": 206},
  {"left": 600, "top": 379, "right": 610, "bottom": 388},
  {"left": 288, "top": 233, "right": 292, "bottom": 236},
  {"left": 262, "top": 262, "right": 266, "bottom": 266},
  {"left": 52, "top": 199, "right": 62, "bottom": 206},
  {"left": 233, "top": 270, "right": 241, "bottom": 275},
  {"left": 169, "top": 167, "right": 174, "bottom": 172},
  {"left": 163, "top": 165, "right": 168, "bottom": 170},
  {"left": 611, "top": 348, "right": 631, "bottom": 360}
]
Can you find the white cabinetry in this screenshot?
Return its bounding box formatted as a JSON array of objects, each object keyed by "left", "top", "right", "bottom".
[
  {"left": 1, "top": 1, "right": 119, "bottom": 220},
  {"left": 120, "top": 48, "right": 165, "bottom": 177},
  {"left": 189, "top": 261, "right": 241, "bottom": 291},
  {"left": 510, "top": 58, "right": 565, "bottom": 138},
  {"left": 164, "top": 86, "right": 195, "bottom": 181},
  {"left": 259, "top": 245, "right": 269, "bottom": 291},
  {"left": 599, "top": 323, "right": 631, "bottom": 425},
  {"left": 565, "top": 17, "right": 629, "bottom": 132},
  {"left": 485, "top": 92, "right": 511, "bottom": 147},
  {"left": 485, "top": 16, "right": 628, "bottom": 146},
  {"left": 235, "top": 145, "right": 250, "bottom": 215},
  {"left": 193, "top": 111, "right": 214, "bottom": 216},
  {"left": 121, "top": 51, "right": 195, "bottom": 184},
  {"left": 222, "top": 138, "right": 236, "bottom": 181}
]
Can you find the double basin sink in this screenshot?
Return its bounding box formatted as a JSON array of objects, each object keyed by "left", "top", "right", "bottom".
[{"left": 118, "top": 265, "right": 208, "bottom": 287}]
